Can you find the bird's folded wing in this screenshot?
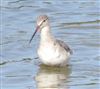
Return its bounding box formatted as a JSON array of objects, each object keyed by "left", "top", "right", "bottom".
[{"left": 56, "top": 40, "right": 73, "bottom": 54}]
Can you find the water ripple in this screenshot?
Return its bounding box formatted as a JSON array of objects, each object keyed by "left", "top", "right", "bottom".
[
  {"left": 0, "top": 58, "right": 33, "bottom": 65},
  {"left": 59, "top": 20, "right": 100, "bottom": 29},
  {"left": 8, "top": 0, "right": 26, "bottom": 4},
  {"left": 60, "top": 20, "right": 100, "bottom": 26}
]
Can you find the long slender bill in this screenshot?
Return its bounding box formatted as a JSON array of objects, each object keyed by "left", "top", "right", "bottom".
[{"left": 29, "top": 26, "right": 39, "bottom": 43}]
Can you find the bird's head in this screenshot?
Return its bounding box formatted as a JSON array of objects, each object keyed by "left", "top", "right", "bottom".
[{"left": 29, "top": 15, "right": 49, "bottom": 43}]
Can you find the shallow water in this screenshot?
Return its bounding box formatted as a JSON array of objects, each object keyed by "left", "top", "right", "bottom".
[{"left": 0, "top": 0, "right": 100, "bottom": 89}]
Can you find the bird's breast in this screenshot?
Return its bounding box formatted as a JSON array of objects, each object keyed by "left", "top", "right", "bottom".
[
  {"left": 37, "top": 42, "right": 70, "bottom": 66},
  {"left": 38, "top": 42, "right": 60, "bottom": 59}
]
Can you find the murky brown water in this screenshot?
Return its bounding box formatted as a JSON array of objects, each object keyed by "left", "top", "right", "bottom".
[{"left": 0, "top": 0, "right": 100, "bottom": 89}]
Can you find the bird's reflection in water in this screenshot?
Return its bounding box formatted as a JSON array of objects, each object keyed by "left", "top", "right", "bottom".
[{"left": 35, "top": 64, "right": 71, "bottom": 89}]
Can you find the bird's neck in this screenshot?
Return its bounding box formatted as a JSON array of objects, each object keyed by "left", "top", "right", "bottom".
[{"left": 40, "top": 26, "right": 54, "bottom": 43}]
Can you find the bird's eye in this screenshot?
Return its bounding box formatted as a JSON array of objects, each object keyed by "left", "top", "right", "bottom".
[{"left": 43, "top": 20, "right": 46, "bottom": 22}]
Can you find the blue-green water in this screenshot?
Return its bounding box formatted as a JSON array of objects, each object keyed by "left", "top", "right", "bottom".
[{"left": 0, "top": 0, "right": 100, "bottom": 89}]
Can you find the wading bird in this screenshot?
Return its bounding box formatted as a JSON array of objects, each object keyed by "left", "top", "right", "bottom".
[{"left": 29, "top": 15, "right": 72, "bottom": 66}]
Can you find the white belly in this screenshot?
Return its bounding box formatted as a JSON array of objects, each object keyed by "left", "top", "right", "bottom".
[{"left": 37, "top": 44, "right": 70, "bottom": 66}]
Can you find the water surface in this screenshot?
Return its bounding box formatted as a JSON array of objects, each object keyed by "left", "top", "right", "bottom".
[{"left": 0, "top": 0, "right": 100, "bottom": 89}]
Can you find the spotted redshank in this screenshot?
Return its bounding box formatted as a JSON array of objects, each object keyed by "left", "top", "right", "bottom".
[{"left": 29, "top": 15, "right": 72, "bottom": 66}]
